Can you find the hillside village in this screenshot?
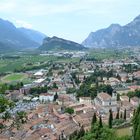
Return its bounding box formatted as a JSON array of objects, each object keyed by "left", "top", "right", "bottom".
[{"left": 0, "top": 51, "right": 140, "bottom": 140}]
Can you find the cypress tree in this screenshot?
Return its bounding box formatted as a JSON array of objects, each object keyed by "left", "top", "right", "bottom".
[
  {"left": 116, "top": 108, "right": 120, "bottom": 119},
  {"left": 53, "top": 92, "right": 58, "bottom": 101},
  {"left": 133, "top": 106, "right": 140, "bottom": 139},
  {"left": 77, "top": 125, "right": 85, "bottom": 138},
  {"left": 92, "top": 112, "right": 97, "bottom": 126},
  {"left": 108, "top": 109, "right": 113, "bottom": 128},
  {"left": 99, "top": 115, "right": 103, "bottom": 128},
  {"left": 117, "top": 94, "right": 120, "bottom": 101},
  {"left": 135, "top": 123, "right": 140, "bottom": 140},
  {"left": 120, "top": 112, "right": 123, "bottom": 119},
  {"left": 124, "top": 109, "right": 127, "bottom": 120}
]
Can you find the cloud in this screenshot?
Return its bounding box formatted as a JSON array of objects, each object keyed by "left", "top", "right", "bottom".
[
  {"left": 15, "top": 20, "right": 33, "bottom": 28},
  {"left": 0, "top": 0, "right": 16, "bottom": 12},
  {"left": 0, "top": 0, "right": 119, "bottom": 17},
  {"left": 24, "top": 0, "right": 118, "bottom": 16}
]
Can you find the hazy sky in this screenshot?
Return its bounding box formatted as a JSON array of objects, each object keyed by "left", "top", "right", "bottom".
[{"left": 0, "top": 0, "right": 140, "bottom": 43}]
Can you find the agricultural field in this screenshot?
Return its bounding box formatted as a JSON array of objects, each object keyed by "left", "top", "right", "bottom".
[
  {"left": 0, "top": 54, "right": 80, "bottom": 73},
  {"left": 88, "top": 48, "right": 131, "bottom": 60},
  {"left": 0, "top": 55, "right": 55, "bottom": 72}
]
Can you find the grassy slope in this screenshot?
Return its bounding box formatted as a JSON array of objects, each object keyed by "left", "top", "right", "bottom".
[{"left": 116, "top": 127, "right": 132, "bottom": 137}]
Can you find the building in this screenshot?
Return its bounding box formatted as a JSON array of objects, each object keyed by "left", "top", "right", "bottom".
[
  {"left": 94, "top": 92, "right": 117, "bottom": 114},
  {"left": 5, "top": 90, "right": 23, "bottom": 101},
  {"left": 39, "top": 93, "right": 54, "bottom": 102},
  {"left": 33, "top": 78, "right": 46, "bottom": 86},
  {"left": 120, "top": 96, "right": 129, "bottom": 101},
  {"left": 130, "top": 97, "right": 140, "bottom": 107},
  {"left": 79, "top": 97, "right": 92, "bottom": 105},
  {"left": 34, "top": 69, "right": 46, "bottom": 79}
]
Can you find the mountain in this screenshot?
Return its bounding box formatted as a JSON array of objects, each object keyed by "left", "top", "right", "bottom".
[
  {"left": 0, "top": 42, "right": 14, "bottom": 53},
  {"left": 39, "top": 36, "right": 86, "bottom": 51},
  {"left": 0, "top": 18, "right": 46, "bottom": 51},
  {"left": 82, "top": 15, "right": 140, "bottom": 48},
  {"left": 18, "top": 27, "right": 46, "bottom": 44}
]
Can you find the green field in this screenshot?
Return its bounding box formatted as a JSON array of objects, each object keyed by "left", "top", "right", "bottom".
[
  {"left": 0, "top": 54, "right": 80, "bottom": 73},
  {"left": 88, "top": 48, "right": 131, "bottom": 60},
  {"left": 1, "top": 73, "right": 28, "bottom": 83},
  {"left": 0, "top": 55, "right": 55, "bottom": 72},
  {"left": 116, "top": 127, "right": 132, "bottom": 137}
]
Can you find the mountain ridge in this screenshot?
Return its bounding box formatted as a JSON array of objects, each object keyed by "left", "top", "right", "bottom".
[
  {"left": 82, "top": 15, "right": 140, "bottom": 48},
  {"left": 39, "top": 36, "right": 86, "bottom": 51},
  {"left": 18, "top": 27, "right": 46, "bottom": 45},
  {"left": 0, "top": 18, "right": 47, "bottom": 52}
]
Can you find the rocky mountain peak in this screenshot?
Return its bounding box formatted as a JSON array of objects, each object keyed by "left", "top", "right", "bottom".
[{"left": 82, "top": 14, "right": 140, "bottom": 48}]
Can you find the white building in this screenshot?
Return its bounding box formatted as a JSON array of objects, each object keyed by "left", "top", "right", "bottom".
[
  {"left": 39, "top": 93, "right": 54, "bottom": 102},
  {"left": 94, "top": 92, "right": 117, "bottom": 114},
  {"left": 79, "top": 97, "right": 92, "bottom": 105},
  {"left": 34, "top": 69, "right": 46, "bottom": 79},
  {"left": 33, "top": 78, "right": 46, "bottom": 86}
]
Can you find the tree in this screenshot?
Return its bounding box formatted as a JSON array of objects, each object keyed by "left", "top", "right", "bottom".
[
  {"left": 124, "top": 109, "right": 126, "bottom": 120},
  {"left": 66, "top": 88, "right": 76, "bottom": 94},
  {"left": 77, "top": 125, "right": 85, "bottom": 138},
  {"left": 120, "top": 112, "right": 123, "bottom": 119},
  {"left": 13, "top": 111, "right": 27, "bottom": 130},
  {"left": 65, "top": 107, "right": 74, "bottom": 114},
  {"left": 53, "top": 92, "right": 58, "bottom": 101},
  {"left": 71, "top": 72, "right": 80, "bottom": 85},
  {"left": 133, "top": 105, "right": 140, "bottom": 140},
  {"left": 16, "top": 111, "right": 27, "bottom": 124},
  {"left": 0, "top": 123, "right": 5, "bottom": 133},
  {"left": 53, "top": 82, "right": 58, "bottom": 89},
  {"left": 116, "top": 74, "right": 121, "bottom": 81},
  {"left": 106, "top": 85, "right": 113, "bottom": 96},
  {"left": 0, "top": 96, "right": 10, "bottom": 113},
  {"left": 99, "top": 115, "right": 103, "bottom": 128},
  {"left": 92, "top": 112, "right": 97, "bottom": 126},
  {"left": 135, "top": 124, "right": 140, "bottom": 140},
  {"left": 117, "top": 94, "right": 120, "bottom": 101},
  {"left": 108, "top": 109, "right": 113, "bottom": 128},
  {"left": 20, "top": 82, "right": 23, "bottom": 87},
  {"left": 116, "top": 108, "right": 120, "bottom": 119},
  {"left": 9, "top": 84, "right": 14, "bottom": 90},
  {"left": 83, "top": 76, "right": 86, "bottom": 81},
  {"left": 69, "top": 130, "right": 77, "bottom": 140},
  {"left": 2, "top": 111, "right": 11, "bottom": 122}
]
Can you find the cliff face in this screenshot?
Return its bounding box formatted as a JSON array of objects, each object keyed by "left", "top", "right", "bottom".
[
  {"left": 82, "top": 15, "right": 140, "bottom": 48},
  {"left": 39, "top": 36, "right": 86, "bottom": 51}
]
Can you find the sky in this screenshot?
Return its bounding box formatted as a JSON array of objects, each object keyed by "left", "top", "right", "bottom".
[{"left": 0, "top": 0, "right": 140, "bottom": 43}]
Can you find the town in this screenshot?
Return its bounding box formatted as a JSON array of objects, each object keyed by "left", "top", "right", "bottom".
[{"left": 0, "top": 49, "right": 140, "bottom": 140}]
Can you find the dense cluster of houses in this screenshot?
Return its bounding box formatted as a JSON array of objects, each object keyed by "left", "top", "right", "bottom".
[{"left": 1, "top": 57, "right": 140, "bottom": 140}]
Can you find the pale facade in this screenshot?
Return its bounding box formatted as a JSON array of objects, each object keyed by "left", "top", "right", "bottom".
[{"left": 94, "top": 92, "right": 117, "bottom": 114}]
